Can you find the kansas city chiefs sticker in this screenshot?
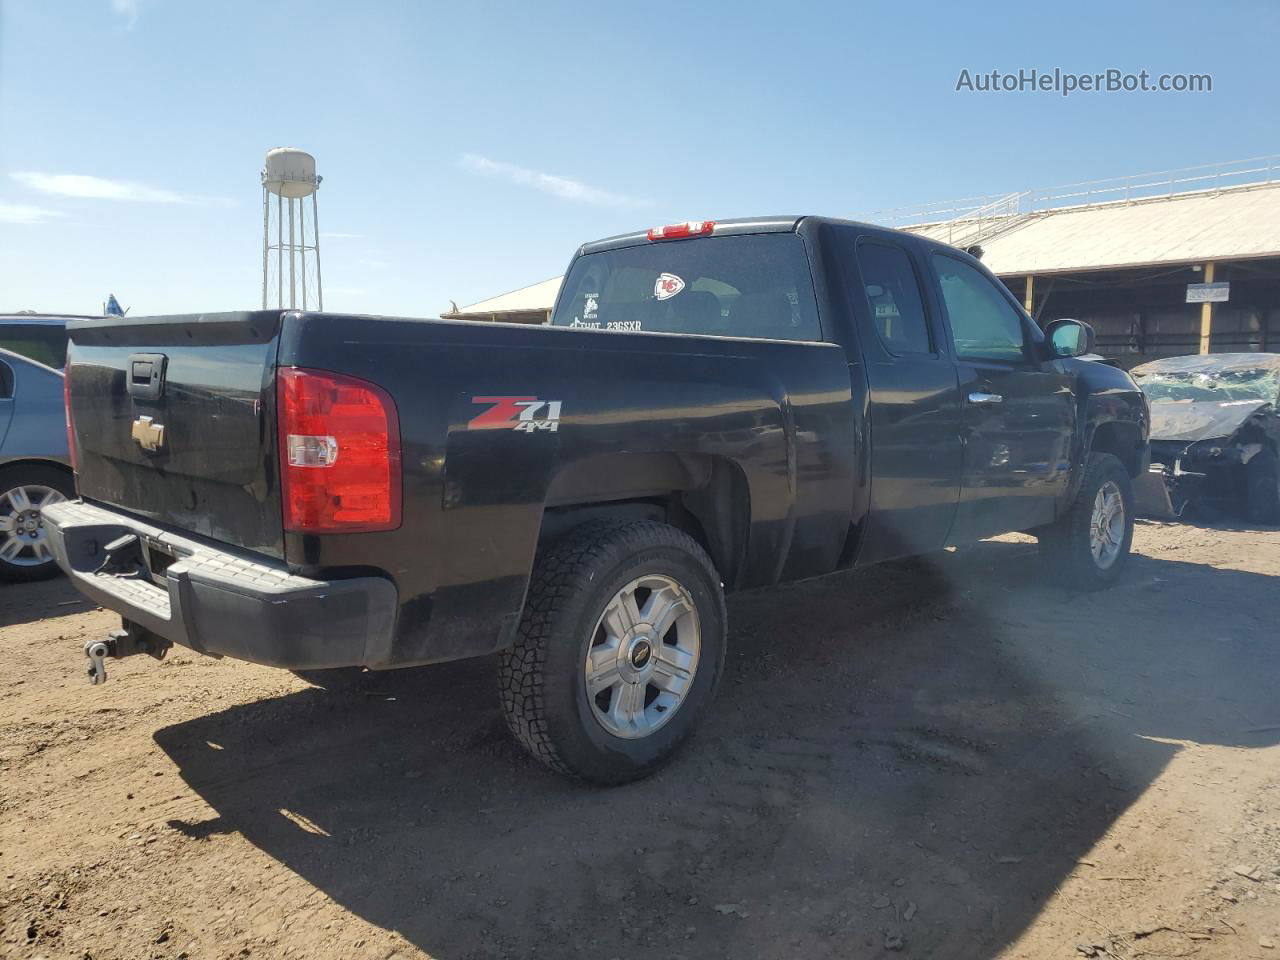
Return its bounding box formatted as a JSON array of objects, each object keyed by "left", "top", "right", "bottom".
[
  {"left": 654, "top": 273, "right": 685, "bottom": 301},
  {"left": 469, "top": 396, "right": 563, "bottom": 433}
]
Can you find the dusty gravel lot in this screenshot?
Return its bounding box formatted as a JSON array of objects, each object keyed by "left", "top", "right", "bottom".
[{"left": 2, "top": 522, "right": 1279, "bottom": 960}]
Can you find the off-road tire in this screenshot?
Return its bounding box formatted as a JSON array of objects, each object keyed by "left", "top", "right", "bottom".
[
  {"left": 1246, "top": 446, "right": 1280, "bottom": 525},
  {"left": 499, "top": 520, "right": 726, "bottom": 785},
  {"left": 1037, "top": 452, "right": 1134, "bottom": 590},
  {"left": 0, "top": 463, "right": 74, "bottom": 582}
]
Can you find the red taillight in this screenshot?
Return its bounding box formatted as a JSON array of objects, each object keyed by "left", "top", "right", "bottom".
[
  {"left": 63, "top": 369, "right": 77, "bottom": 472},
  {"left": 276, "top": 367, "right": 401, "bottom": 533},
  {"left": 646, "top": 220, "right": 715, "bottom": 242}
]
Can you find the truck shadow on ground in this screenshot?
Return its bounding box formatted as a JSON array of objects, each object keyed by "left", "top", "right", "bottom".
[{"left": 154, "top": 539, "right": 1280, "bottom": 960}]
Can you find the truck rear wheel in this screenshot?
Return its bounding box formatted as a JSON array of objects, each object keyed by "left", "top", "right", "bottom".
[
  {"left": 499, "top": 520, "right": 726, "bottom": 785},
  {"left": 1037, "top": 452, "right": 1134, "bottom": 590}
]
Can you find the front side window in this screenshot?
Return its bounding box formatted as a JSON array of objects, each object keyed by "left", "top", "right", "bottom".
[
  {"left": 856, "top": 242, "right": 932, "bottom": 355},
  {"left": 931, "top": 254, "right": 1028, "bottom": 363},
  {"left": 551, "top": 233, "right": 821, "bottom": 342}
]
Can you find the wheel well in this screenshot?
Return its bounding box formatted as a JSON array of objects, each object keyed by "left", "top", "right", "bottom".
[
  {"left": 540, "top": 455, "right": 748, "bottom": 588},
  {"left": 1089, "top": 421, "right": 1144, "bottom": 478},
  {"left": 1237, "top": 419, "right": 1278, "bottom": 453},
  {"left": 0, "top": 458, "right": 73, "bottom": 483}
]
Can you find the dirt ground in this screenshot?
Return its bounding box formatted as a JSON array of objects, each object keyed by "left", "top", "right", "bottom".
[{"left": 2, "top": 522, "right": 1279, "bottom": 960}]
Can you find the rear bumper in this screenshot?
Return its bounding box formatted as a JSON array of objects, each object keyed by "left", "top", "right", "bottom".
[{"left": 42, "top": 500, "right": 397, "bottom": 670}]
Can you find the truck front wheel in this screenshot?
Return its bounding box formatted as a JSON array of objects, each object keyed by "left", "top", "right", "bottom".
[
  {"left": 1037, "top": 451, "right": 1135, "bottom": 590},
  {"left": 499, "top": 520, "right": 726, "bottom": 785}
]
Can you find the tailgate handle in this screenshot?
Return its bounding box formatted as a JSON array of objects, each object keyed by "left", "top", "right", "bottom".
[{"left": 128, "top": 353, "right": 168, "bottom": 401}]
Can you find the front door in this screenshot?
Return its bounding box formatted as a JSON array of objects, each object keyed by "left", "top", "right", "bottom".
[{"left": 928, "top": 253, "right": 1075, "bottom": 543}]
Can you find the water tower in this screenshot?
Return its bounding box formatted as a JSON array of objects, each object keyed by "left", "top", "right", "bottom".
[{"left": 261, "top": 147, "right": 323, "bottom": 310}]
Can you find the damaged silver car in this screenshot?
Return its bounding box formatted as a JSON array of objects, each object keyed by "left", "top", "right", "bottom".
[{"left": 1131, "top": 353, "right": 1280, "bottom": 523}]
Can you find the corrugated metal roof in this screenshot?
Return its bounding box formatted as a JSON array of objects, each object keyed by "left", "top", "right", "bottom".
[
  {"left": 445, "top": 276, "right": 562, "bottom": 318},
  {"left": 910, "top": 183, "right": 1280, "bottom": 276}
]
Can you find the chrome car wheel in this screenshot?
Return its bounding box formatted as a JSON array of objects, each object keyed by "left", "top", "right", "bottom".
[
  {"left": 584, "top": 573, "right": 701, "bottom": 739},
  {"left": 1089, "top": 479, "right": 1125, "bottom": 569},
  {"left": 0, "top": 484, "right": 66, "bottom": 567}
]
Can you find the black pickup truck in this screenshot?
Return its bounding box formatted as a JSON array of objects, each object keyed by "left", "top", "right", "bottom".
[{"left": 46, "top": 216, "right": 1148, "bottom": 784}]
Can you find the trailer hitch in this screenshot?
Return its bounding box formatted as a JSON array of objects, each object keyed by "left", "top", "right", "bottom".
[{"left": 83, "top": 620, "right": 172, "bottom": 685}]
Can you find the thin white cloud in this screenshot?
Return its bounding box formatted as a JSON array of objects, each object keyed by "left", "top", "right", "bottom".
[
  {"left": 358, "top": 257, "right": 391, "bottom": 270},
  {"left": 111, "top": 0, "right": 139, "bottom": 27},
  {"left": 11, "top": 171, "right": 228, "bottom": 206},
  {"left": 0, "top": 202, "right": 66, "bottom": 225},
  {"left": 459, "top": 153, "right": 647, "bottom": 208},
  {"left": 321, "top": 232, "right": 362, "bottom": 239}
]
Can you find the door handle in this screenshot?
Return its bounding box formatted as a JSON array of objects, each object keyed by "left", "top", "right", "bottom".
[{"left": 968, "top": 391, "right": 1003, "bottom": 405}]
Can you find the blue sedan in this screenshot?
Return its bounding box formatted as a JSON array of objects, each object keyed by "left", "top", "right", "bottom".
[{"left": 0, "top": 315, "right": 76, "bottom": 580}]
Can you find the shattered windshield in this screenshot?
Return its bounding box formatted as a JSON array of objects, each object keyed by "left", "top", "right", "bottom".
[{"left": 1133, "top": 367, "right": 1280, "bottom": 404}]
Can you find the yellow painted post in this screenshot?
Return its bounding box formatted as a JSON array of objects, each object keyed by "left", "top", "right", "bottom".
[
  {"left": 1198, "top": 262, "right": 1215, "bottom": 354},
  {"left": 1024, "top": 274, "right": 1035, "bottom": 317}
]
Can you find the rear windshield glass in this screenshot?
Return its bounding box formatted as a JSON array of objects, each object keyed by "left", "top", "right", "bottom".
[
  {"left": 551, "top": 233, "right": 822, "bottom": 342},
  {"left": 0, "top": 324, "right": 68, "bottom": 369}
]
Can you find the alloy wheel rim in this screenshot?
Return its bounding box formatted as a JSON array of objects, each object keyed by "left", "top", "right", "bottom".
[
  {"left": 0, "top": 484, "right": 65, "bottom": 567},
  {"left": 584, "top": 574, "right": 701, "bottom": 739},
  {"left": 1089, "top": 480, "right": 1125, "bottom": 570}
]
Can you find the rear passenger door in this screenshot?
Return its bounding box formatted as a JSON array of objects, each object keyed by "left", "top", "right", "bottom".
[
  {"left": 842, "top": 232, "right": 964, "bottom": 563},
  {"left": 928, "top": 252, "right": 1075, "bottom": 542}
]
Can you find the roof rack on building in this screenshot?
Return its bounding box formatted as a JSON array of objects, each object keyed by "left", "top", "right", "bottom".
[{"left": 866, "top": 154, "right": 1280, "bottom": 228}]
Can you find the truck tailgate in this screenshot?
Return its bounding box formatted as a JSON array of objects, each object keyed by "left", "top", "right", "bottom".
[{"left": 66, "top": 311, "right": 286, "bottom": 558}]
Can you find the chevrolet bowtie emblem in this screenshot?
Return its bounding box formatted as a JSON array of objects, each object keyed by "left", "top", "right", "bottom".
[{"left": 131, "top": 416, "right": 166, "bottom": 452}]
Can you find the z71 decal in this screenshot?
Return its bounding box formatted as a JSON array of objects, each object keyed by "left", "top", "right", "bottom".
[{"left": 470, "top": 396, "right": 563, "bottom": 433}]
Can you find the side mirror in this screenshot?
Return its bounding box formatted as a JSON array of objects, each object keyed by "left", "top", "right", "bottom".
[{"left": 1044, "top": 318, "right": 1096, "bottom": 358}]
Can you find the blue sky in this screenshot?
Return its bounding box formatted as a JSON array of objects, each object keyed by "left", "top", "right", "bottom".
[{"left": 1, "top": 0, "right": 1277, "bottom": 317}]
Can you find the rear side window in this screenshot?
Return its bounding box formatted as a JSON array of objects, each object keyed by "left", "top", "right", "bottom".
[
  {"left": 0, "top": 324, "right": 68, "bottom": 369},
  {"left": 931, "top": 254, "right": 1029, "bottom": 363},
  {"left": 855, "top": 242, "right": 932, "bottom": 355},
  {"left": 551, "top": 233, "right": 821, "bottom": 342}
]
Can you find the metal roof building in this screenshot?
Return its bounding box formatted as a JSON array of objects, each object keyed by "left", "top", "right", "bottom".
[
  {"left": 446, "top": 156, "right": 1280, "bottom": 363},
  {"left": 441, "top": 276, "right": 563, "bottom": 325},
  {"left": 888, "top": 156, "right": 1280, "bottom": 363},
  {"left": 907, "top": 180, "right": 1280, "bottom": 276}
]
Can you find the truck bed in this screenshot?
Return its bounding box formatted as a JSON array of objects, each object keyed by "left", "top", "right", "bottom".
[{"left": 65, "top": 309, "right": 859, "bottom": 667}]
